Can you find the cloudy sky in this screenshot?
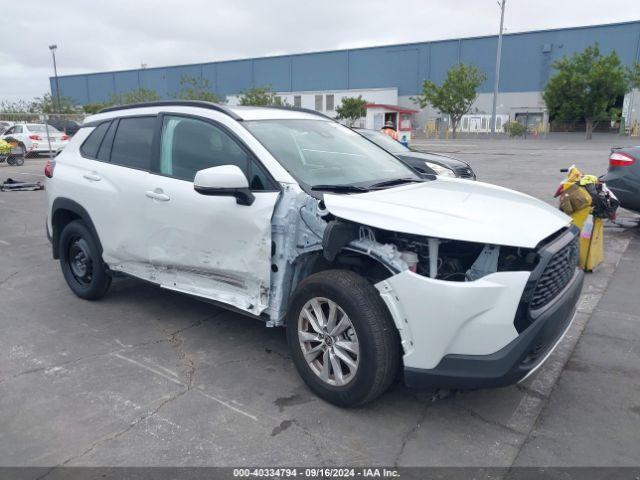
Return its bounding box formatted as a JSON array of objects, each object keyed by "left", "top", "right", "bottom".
[{"left": 1, "top": 0, "right": 639, "bottom": 101}]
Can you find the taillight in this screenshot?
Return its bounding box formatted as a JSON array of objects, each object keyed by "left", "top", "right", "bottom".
[
  {"left": 61, "top": 134, "right": 69, "bottom": 141},
  {"left": 44, "top": 159, "right": 56, "bottom": 178},
  {"left": 29, "top": 134, "right": 42, "bottom": 141},
  {"left": 609, "top": 151, "right": 636, "bottom": 167}
]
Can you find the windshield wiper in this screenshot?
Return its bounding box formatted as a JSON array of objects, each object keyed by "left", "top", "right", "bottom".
[
  {"left": 368, "top": 178, "right": 423, "bottom": 189},
  {"left": 310, "top": 184, "right": 369, "bottom": 193}
]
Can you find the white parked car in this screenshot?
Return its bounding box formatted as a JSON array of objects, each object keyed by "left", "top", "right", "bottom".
[
  {"left": 0, "top": 120, "right": 14, "bottom": 135},
  {"left": 45, "top": 101, "right": 583, "bottom": 406},
  {"left": 1, "top": 123, "right": 69, "bottom": 155}
]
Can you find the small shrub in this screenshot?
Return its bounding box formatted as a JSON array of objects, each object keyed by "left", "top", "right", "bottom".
[{"left": 504, "top": 121, "right": 526, "bottom": 137}]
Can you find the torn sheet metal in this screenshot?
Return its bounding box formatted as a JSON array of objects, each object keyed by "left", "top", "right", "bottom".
[{"left": 266, "top": 185, "right": 325, "bottom": 324}]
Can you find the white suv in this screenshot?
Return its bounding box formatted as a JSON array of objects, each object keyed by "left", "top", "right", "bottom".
[{"left": 45, "top": 101, "right": 583, "bottom": 406}]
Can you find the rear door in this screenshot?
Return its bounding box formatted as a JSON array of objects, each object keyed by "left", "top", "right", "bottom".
[
  {"left": 142, "top": 112, "right": 280, "bottom": 315},
  {"left": 72, "top": 116, "right": 158, "bottom": 273}
]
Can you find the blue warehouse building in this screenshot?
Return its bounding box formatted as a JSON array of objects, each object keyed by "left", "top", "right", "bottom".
[{"left": 52, "top": 21, "right": 640, "bottom": 132}]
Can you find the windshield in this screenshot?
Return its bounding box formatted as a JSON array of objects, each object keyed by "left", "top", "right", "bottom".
[
  {"left": 28, "top": 124, "right": 62, "bottom": 134},
  {"left": 244, "top": 119, "right": 418, "bottom": 188},
  {"left": 357, "top": 129, "right": 410, "bottom": 154}
]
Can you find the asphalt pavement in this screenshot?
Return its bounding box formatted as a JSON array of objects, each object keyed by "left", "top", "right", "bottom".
[{"left": 0, "top": 134, "right": 638, "bottom": 471}]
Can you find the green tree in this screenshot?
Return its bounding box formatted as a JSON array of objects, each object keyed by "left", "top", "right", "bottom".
[
  {"left": 335, "top": 96, "right": 367, "bottom": 126},
  {"left": 413, "top": 63, "right": 486, "bottom": 138},
  {"left": 82, "top": 103, "right": 109, "bottom": 114},
  {"left": 238, "top": 85, "right": 286, "bottom": 106},
  {"left": 109, "top": 88, "right": 161, "bottom": 106},
  {"left": 174, "top": 75, "right": 222, "bottom": 102},
  {"left": 543, "top": 44, "right": 628, "bottom": 139},
  {"left": 0, "top": 99, "right": 33, "bottom": 113},
  {"left": 31, "top": 93, "right": 77, "bottom": 114}
]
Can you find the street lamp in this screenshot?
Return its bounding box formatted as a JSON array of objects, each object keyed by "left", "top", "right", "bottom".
[
  {"left": 49, "top": 44, "right": 61, "bottom": 113},
  {"left": 490, "top": 0, "right": 506, "bottom": 134}
]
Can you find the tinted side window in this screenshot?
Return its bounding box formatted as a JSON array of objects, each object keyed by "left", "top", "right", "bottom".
[
  {"left": 247, "top": 161, "right": 276, "bottom": 191},
  {"left": 14, "top": 125, "right": 23, "bottom": 134},
  {"left": 110, "top": 117, "right": 156, "bottom": 170},
  {"left": 80, "top": 122, "right": 110, "bottom": 158},
  {"left": 160, "top": 115, "right": 251, "bottom": 182},
  {"left": 97, "top": 120, "right": 118, "bottom": 162}
]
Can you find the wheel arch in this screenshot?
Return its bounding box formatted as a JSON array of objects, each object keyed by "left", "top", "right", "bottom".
[
  {"left": 51, "top": 198, "right": 103, "bottom": 259},
  {"left": 279, "top": 247, "right": 397, "bottom": 323}
]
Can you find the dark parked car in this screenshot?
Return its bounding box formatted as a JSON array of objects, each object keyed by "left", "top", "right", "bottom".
[
  {"left": 354, "top": 128, "right": 476, "bottom": 179},
  {"left": 46, "top": 118, "right": 82, "bottom": 136},
  {"left": 603, "top": 146, "right": 640, "bottom": 213}
]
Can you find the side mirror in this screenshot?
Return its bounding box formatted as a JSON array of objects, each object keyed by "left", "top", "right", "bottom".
[{"left": 193, "top": 165, "right": 255, "bottom": 206}]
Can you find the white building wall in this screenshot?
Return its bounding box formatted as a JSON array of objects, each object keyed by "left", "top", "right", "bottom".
[
  {"left": 226, "top": 88, "right": 398, "bottom": 122},
  {"left": 399, "top": 91, "right": 549, "bottom": 132},
  {"left": 226, "top": 87, "right": 554, "bottom": 133},
  {"left": 623, "top": 89, "right": 640, "bottom": 128}
]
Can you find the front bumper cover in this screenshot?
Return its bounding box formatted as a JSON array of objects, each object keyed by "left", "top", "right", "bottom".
[{"left": 404, "top": 266, "right": 583, "bottom": 390}]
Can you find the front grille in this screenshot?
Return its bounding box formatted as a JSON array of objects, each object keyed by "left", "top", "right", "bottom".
[{"left": 530, "top": 238, "right": 579, "bottom": 310}]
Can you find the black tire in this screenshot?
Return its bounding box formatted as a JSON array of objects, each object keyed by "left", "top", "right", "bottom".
[
  {"left": 59, "top": 220, "right": 111, "bottom": 300},
  {"left": 286, "top": 270, "right": 401, "bottom": 407},
  {"left": 7, "top": 155, "right": 24, "bottom": 166}
]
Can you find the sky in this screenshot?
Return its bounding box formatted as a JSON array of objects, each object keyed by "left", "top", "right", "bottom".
[{"left": 1, "top": 0, "right": 639, "bottom": 102}]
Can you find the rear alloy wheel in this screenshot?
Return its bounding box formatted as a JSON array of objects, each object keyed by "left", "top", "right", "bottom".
[
  {"left": 287, "top": 270, "right": 400, "bottom": 407},
  {"left": 59, "top": 220, "right": 111, "bottom": 300}
]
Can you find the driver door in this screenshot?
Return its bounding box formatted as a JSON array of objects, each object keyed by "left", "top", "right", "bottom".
[{"left": 142, "top": 113, "right": 280, "bottom": 315}]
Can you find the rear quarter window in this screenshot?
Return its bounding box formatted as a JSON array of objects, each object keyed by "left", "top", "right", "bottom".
[{"left": 80, "top": 122, "right": 110, "bottom": 158}]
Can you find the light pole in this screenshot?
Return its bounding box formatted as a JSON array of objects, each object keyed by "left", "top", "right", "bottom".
[
  {"left": 490, "top": 0, "right": 506, "bottom": 134},
  {"left": 49, "top": 44, "right": 61, "bottom": 113}
]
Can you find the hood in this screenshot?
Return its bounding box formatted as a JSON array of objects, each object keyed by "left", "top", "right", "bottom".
[
  {"left": 323, "top": 178, "right": 570, "bottom": 248},
  {"left": 402, "top": 150, "right": 470, "bottom": 168}
]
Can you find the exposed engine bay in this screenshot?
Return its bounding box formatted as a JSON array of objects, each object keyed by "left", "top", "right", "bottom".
[{"left": 266, "top": 188, "right": 541, "bottom": 325}]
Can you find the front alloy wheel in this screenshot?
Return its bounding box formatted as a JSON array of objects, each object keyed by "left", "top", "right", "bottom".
[
  {"left": 298, "top": 297, "right": 360, "bottom": 387},
  {"left": 287, "top": 270, "right": 400, "bottom": 407}
]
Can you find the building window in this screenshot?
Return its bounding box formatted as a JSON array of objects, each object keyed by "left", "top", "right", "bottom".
[
  {"left": 274, "top": 96, "right": 282, "bottom": 105},
  {"left": 315, "top": 94, "right": 323, "bottom": 111},
  {"left": 294, "top": 95, "right": 301, "bottom": 108},
  {"left": 481, "top": 117, "right": 487, "bottom": 130},
  {"left": 325, "top": 94, "right": 334, "bottom": 111},
  {"left": 496, "top": 116, "right": 502, "bottom": 131},
  {"left": 462, "top": 117, "right": 469, "bottom": 130}
]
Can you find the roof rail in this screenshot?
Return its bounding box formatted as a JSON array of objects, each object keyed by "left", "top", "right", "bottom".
[
  {"left": 260, "top": 105, "right": 335, "bottom": 121},
  {"left": 97, "top": 100, "right": 243, "bottom": 121}
]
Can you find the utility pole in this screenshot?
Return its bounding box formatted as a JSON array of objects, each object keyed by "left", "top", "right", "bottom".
[
  {"left": 49, "top": 45, "right": 61, "bottom": 113},
  {"left": 490, "top": 0, "right": 506, "bottom": 134}
]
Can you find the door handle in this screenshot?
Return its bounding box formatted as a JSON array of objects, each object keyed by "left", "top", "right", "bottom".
[
  {"left": 83, "top": 172, "right": 101, "bottom": 182},
  {"left": 145, "top": 189, "right": 170, "bottom": 202}
]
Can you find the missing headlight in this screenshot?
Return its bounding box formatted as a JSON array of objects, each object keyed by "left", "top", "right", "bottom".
[{"left": 378, "top": 230, "right": 538, "bottom": 281}]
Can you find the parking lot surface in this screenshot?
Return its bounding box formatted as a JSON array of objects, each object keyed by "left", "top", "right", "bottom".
[{"left": 0, "top": 134, "right": 638, "bottom": 468}]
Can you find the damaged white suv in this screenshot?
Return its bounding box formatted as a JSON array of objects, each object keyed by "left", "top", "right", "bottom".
[{"left": 45, "top": 101, "right": 583, "bottom": 406}]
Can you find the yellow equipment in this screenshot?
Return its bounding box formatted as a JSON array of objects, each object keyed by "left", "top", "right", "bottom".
[
  {"left": 556, "top": 166, "right": 604, "bottom": 272},
  {"left": 567, "top": 206, "right": 604, "bottom": 272}
]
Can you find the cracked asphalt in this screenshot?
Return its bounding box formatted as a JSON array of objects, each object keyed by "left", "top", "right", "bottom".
[{"left": 0, "top": 134, "right": 638, "bottom": 469}]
